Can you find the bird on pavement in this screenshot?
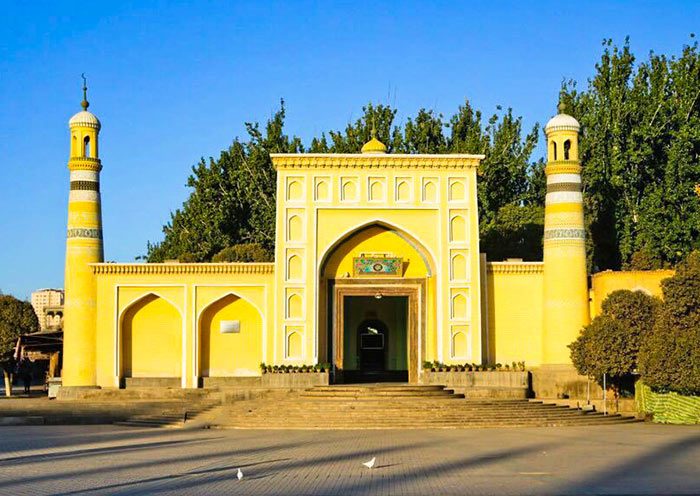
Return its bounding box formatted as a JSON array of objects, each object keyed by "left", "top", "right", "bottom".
[
  {"left": 363, "top": 457, "right": 376, "bottom": 469},
  {"left": 237, "top": 468, "right": 243, "bottom": 480}
]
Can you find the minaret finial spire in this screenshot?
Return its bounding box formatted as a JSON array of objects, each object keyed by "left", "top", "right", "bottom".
[
  {"left": 557, "top": 101, "right": 566, "bottom": 114},
  {"left": 81, "top": 73, "right": 89, "bottom": 111}
]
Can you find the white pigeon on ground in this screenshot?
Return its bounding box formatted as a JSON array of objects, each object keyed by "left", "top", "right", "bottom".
[
  {"left": 237, "top": 468, "right": 243, "bottom": 480},
  {"left": 362, "top": 457, "right": 376, "bottom": 469}
]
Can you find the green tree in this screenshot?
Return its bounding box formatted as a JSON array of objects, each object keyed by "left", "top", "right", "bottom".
[
  {"left": 480, "top": 204, "right": 544, "bottom": 261},
  {"left": 561, "top": 38, "right": 700, "bottom": 271},
  {"left": 478, "top": 108, "right": 540, "bottom": 225},
  {"left": 147, "top": 101, "right": 303, "bottom": 262},
  {"left": 212, "top": 243, "right": 273, "bottom": 262},
  {"left": 639, "top": 251, "right": 700, "bottom": 395},
  {"left": 148, "top": 99, "right": 543, "bottom": 262},
  {"left": 0, "top": 295, "right": 39, "bottom": 397},
  {"left": 569, "top": 289, "right": 659, "bottom": 398}
]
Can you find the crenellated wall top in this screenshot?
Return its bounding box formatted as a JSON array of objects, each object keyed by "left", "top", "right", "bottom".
[
  {"left": 271, "top": 153, "right": 484, "bottom": 170},
  {"left": 90, "top": 262, "right": 276, "bottom": 275},
  {"left": 487, "top": 261, "right": 545, "bottom": 274}
]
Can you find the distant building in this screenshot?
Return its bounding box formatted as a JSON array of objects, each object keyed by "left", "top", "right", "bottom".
[{"left": 31, "top": 288, "right": 64, "bottom": 331}]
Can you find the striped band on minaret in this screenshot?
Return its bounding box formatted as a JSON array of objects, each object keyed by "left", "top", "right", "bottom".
[{"left": 544, "top": 169, "right": 585, "bottom": 241}]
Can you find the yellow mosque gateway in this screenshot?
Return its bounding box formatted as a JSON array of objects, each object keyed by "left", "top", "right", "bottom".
[{"left": 61, "top": 91, "right": 595, "bottom": 390}]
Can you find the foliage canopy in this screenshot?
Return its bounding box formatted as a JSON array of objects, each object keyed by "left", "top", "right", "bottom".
[
  {"left": 148, "top": 39, "right": 700, "bottom": 271},
  {"left": 569, "top": 289, "right": 659, "bottom": 393},
  {"left": 0, "top": 295, "right": 39, "bottom": 371},
  {"left": 639, "top": 252, "right": 700, "bottom": 395},
  {"left": 147, "top": 101, "right": 542, "bottom": 262}
]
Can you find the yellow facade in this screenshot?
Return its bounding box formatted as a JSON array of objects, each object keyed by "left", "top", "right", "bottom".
[
  {"left": 271, "top": 151, "right": 483, "bottom": 381},
  {"left": 90, "top": 264, "right": 273, "bottom": 388},
  {"left": 63, "top": 96, "right": 665, "bottom": 389}
]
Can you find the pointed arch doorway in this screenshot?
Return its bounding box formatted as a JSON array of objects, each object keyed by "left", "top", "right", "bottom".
[
  {"left": 318, "top": 222, "right": 434, "bottom": 384},
  {"left": 331, "top": 280, "right": 424, "bottom": 383}
]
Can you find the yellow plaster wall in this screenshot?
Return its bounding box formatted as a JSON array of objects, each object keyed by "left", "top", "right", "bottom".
[
  {"left": 199, "top": 294, "right": 262, "bottom": 377},
  {"left": 590, "top": 269, "right": 674, "bottom": 317},
  {"left": 92, "top": 264, "right": 273, "bottom": 388},
  {"left": 484, "top": 262, "right": 544, "bottom": 367},
  {"left": 122, "top": 294, "right": 182, "bottom": 378}
]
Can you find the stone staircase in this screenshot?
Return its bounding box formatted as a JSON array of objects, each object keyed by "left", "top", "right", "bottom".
[
  {"left": 114, "top": 402, "right": 218, "bottom": 429},
  {"left": 213, "top": 384, "right": 639, "bottom": 429}
]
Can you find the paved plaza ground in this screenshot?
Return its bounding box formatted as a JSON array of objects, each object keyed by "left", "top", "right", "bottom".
[{"left": 0, "top": 423, "right": 699, "bottom": 495}]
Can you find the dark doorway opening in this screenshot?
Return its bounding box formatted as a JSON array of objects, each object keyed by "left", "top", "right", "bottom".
[{"left": 341, "top": 295, "right": 408, "bottom": 383}]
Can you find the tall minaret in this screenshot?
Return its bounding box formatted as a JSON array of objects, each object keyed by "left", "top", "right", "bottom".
[
  {"left": 62, "top": 76, "right": 103, "bottom": 387},
  {"left": 542, "top": 103, "right": 590, "bottom": 365}
]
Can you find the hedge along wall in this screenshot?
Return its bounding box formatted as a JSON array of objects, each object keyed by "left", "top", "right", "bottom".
[{"left": 636, "top": 382, "right": 700, "bottom": 424}]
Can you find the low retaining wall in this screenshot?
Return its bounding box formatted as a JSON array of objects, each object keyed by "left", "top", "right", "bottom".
[
  {"left": 420, "top": 371, "right": 530, "bottom": 398},
  {"left": 123, "top": 377, "right": 180, "bottom": 388},
  {"left": 203, "top": 373, "right": 329, "bottom": 388},
  {"left": 202, "top": 372, "right": 329, "bottom": 389},
  {"left": 531, "top": 365, "right": 604, "bottom": 399},
  {"left": 261, "top": 372, "right": 329, "bottom": 387},
  {"left": 636, "top": 382, "right": 700, "bottom": 424}
]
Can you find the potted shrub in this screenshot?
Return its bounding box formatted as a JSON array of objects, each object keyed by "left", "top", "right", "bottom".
[{"left": 259, "top": 362, "right": 267, "bottom": 374}]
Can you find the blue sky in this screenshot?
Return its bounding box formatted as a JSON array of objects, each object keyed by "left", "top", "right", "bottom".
[{"left": 1, "top": 1, "right": 698, "bottom": 299}]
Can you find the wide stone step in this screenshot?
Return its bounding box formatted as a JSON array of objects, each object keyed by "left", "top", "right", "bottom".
[
  {"left": 310, "top": 385, "right": 447, "bottom": 392},
  {"left": 114, "top": 419, "right": 183, "bottom": 428},
  {"left": 229, "top": 402, "right": 572, "bottom": 412},
  {"left": 232, "top": 410, "right": 602, "bottom": 421},
  {"left": 114, "top": 402, "right": 218, "bottom": 429},
  {"left": 221, "top": 418, "right": 640, "bottom": 429},
  {"left": 293, "top": 398, "right": 562, "bottom": 406},
  {"left": 225, "top": 416, "right": 634, "bottom": 425},
  {"left": 203, "top": 386, "right": 640, "bottom": 430},
  {"left": 231, "top": 414, "right": 605, "bottom": 423},
  {"left": 298, "top": 394, "right": 463, "bottom": 401}
]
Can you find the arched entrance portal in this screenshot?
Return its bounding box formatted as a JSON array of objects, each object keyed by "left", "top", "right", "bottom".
[
  {"left": 345, "top": 296, "right": 408, "bottom": 382},
  {"left": 319, "top": 223, "right": 435, "bottom": 383}
]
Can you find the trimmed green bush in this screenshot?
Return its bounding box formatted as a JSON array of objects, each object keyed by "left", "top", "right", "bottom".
[
  {"left": 639, "top": 252, "right": 700, "bottom": 395},
  {"left": 569, "top": 289, "right": 659, "bottom": 396}
]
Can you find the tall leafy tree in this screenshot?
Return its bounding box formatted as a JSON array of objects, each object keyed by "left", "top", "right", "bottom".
[
  {"left": 0, "top": 295, "right": 39, "bottom": 397},
  {"left": 148, "top": 99, "right": 543, "bottom": 262},
  {"left": 562, "top": 38, "right": 700, "bottom": 271},
  {"left": 147, "top": 101, "right": 302, "bottom": 262}
]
